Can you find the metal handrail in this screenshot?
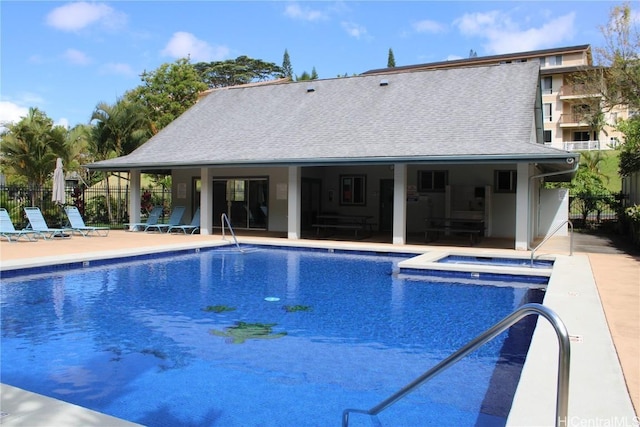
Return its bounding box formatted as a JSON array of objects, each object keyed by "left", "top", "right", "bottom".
[
  {"left": 530, "top": 220, "right": 573, "bottom": 267},
  {"left": 342, "top": 303, "right": 571, "bottom": 427},
  {"left": 220, "top": 213, "right": 241, "bottom": 250}
]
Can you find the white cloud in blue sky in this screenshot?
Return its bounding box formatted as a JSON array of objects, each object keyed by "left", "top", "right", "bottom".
[
  {"left": 455, "top": 10, "right": 577, "bottom": 54},
  {"left": 45, "top": 1, "right": 126, "bottom": 32},
  {"left": 161, "top": 32, "right": 229, "bottom": 63}
]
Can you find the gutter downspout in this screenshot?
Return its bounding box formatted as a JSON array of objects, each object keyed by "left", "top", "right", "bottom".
[{"left": 527, "top": 159, "right": 579, "bottom": 250}]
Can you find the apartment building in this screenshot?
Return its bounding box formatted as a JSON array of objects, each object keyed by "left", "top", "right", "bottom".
[{"left": 363, "top": 44, "right": 628, "bottom": 152}]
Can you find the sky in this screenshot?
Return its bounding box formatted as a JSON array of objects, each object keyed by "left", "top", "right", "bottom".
[{"left": 0, "top": 1, "right": 625, "bottom": 129}]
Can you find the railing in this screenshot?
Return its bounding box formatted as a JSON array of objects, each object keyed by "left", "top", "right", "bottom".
[
  {"left": 562, "top": 140, "right": 600, "bottom": 151},
  {"left": 558, "top": 113, "right": 590, "bottom": 125},
  {"left": 221, "top": 213, "right": 241, "bottom": 250},
  {"left": 559, "top": 84, "right": 602, "bottom": 98},
  {"left": 342, "top": 303, "right": 571, "bottom": 427},
  {"left": 531, "top": 220, "right": 573, "bottom": 267}
]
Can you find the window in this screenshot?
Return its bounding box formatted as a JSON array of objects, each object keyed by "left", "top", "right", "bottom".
[
  {"left": 573, "top": 131, "right": 590, "bottom": 141},
  {"left": 547, "top": 55, "right": 563, "bottom": 66},
  {"left": 543, "top": 103, "right": 553, "bottom": 122},
  {"left": 340, "top": 175, "right": 366, "bottom": 205},
  {"left": 418, "top": 170, "right": 448, "bottom": 192},
  {"left": 542, "top": 77, "right": 553, "bottom": 94},
  {"left": 494, "top": 170, "right": 517, "bottom": 193},
  {"left": 538, "top": 57, "right": 546, "bottom": 67},
  {"left": 544, "top": 130, "right": 552, "bottom": 143}
]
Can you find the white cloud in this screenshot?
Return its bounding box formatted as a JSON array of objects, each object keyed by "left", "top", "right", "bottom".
[
  {"left": 100, "top": 63, "right": 136, "bottom": 77},
  {"left": 46, "top": 2, "right": 126, "bottom": 32},
  {"left": 284, "top": 3, "right": 327, "bottom": 22},
  {"left": 161, "top": 32, "right": 228, "bottom": 62},
  {"left": 341, "top": 21, "right": 368, "bottom": 39},
  {"left": 0, "top": 101, "right": 29, "bottom": 127},
  {"left": 55, "top": 118, "right": 70, "bottom": 129},
  {"left": 413, "top": 19, "right": 446, "bottom": 34},
  {"left": 63, "top": 48, "right": 92, "bottom": 65},
  {"left": 455, "top": 11, "right": 576, "bottom": 54}
]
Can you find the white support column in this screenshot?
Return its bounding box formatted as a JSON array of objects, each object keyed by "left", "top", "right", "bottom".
[
  {"left": 128, "top": 169, "right": 141, "bottom": 230},
  {"left": 392, "top": 163, "right": 407, "bottom": 245},
  {"left": 200, "top": 167, "right": 213, "bottom": 235},
  {"left": 287, "top": 166, "right": 301, "bottom": 240},
  {"left": 515, "top": 162, "right": 530, "bottom": 250}
]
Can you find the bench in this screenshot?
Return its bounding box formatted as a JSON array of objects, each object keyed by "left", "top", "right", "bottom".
[
  {"left": 312, "top": 222, "right": 373, "bottom": 238},
  {"left": 424, "top": 227, "right": 483, "bottom": 246}
]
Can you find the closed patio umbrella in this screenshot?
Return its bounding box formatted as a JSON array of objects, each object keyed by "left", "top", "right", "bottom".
[
  {"left": 52, "top": 158, "right": 65, "bottom": 205},
  {"left": 52, "top": 158, "right": 65, "bottom": 227}
]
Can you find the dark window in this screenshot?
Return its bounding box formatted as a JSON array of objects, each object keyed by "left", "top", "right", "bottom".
[
  {"left": 418, "top": 170, "right": 448, "bottom": 192},
  {"left": 544, "top": 130, "right": 552, "bottom": 143},
  {"left": 495, "top": 170, "right": 517, "bottom": 193},
  {"left": 542, "top": 77, "right": 553, "bottom": 94},
  {"left": 340, "top": 175, "right": 366, "bottom": 205}
]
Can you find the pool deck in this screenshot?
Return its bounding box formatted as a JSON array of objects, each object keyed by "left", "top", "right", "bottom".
[{"left": 0, "top": 231, "right": 638, "bottom": 426}]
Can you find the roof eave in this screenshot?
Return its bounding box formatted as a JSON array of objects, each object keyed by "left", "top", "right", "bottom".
[{"left": 85, "top": 152, "right": 579, "bottom": 172}]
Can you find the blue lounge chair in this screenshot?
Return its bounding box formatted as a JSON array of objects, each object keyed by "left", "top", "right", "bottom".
[
  {"left": 168, "top": 208, "right": 200, "bottom": 234},
  {"left": 23, "top": 206, "right": 71, "bottom": 239},
  {"left": 145, "top": 206, "right": 185, "bottom": 233},
  {"left": 124, "top": 206, "right": 163, "bottom": 231},
  {"left": 64, "top": 206, "right": 110, "bottom": 237},
  {"left": 0, "top": 208, "right": 40, "bottom": 242}
]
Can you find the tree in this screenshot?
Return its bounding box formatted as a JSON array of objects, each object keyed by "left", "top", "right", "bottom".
[
  {"left": 126, "top": 58, "right": 207, "bottom": 132},
  {"left": 310, "top": 67, "right": 318, "bottom": 80},
  {"left": 89, "top": 98, "right": 152, "bottom": 221},
  {"left": 193, "top": 56, "right": 283, "bottom": 89},
  {"left": 618, "top": 116, "right": 640, "bottom": 176},
  {"left": 281, "top": 49, "right": 293, "bottom": 79},
  {"left": 0, "top": 108, "right": 66, "bottom": 188},
  {"left": 595, "top": 3, "right": 640, "bottom": 110},
  {"left": 469, "top": 49, "right": 478, "bottom": 58},
  {"left": 387, "top": 48, "right": 396, "bottom": 68}
]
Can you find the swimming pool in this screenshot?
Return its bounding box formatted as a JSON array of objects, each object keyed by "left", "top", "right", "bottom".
[{"left": 1, "top": 246, "right": 543, "bottom": 426}]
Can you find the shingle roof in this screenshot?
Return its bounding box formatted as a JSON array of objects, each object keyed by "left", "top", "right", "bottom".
[{"left": 88, "top": 61, "right": 577, "bottom": 171}]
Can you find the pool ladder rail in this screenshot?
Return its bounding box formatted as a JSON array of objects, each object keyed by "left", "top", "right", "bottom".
[
  {"left": 342, "top": 303, "right": 571, "bottom": 427},
  {"left": 530, "top": 220, "right": 573, "bottom": 267},
  {"left": 220, "top": 213, "right": 242, "bottom": 251}
]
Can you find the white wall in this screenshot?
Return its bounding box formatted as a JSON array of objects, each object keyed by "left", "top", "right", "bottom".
[{"left": 539, "top": 188, "right": 569, "bottom": 237}]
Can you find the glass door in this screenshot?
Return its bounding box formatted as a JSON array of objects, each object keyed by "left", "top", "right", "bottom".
[{"left": 212, "top": 178, "right": 268, "bottom": 229}]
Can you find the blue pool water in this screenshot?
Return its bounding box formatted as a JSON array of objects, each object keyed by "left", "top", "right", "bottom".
[
  {"left": 1, "top": 246, "right": 543, "bottom": 426},
  {"left": 438, "top": 255, "right": 554, "bottom": 269}
]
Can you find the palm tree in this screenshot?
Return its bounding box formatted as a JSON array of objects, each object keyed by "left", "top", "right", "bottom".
[
  {"left": 0, "top": 108, "right": 68, "bottom": 206},
  {"left": 89, "top": 99, "right": 152, "bottom": 222}
]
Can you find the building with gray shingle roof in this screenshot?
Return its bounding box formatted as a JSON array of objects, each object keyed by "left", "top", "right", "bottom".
[{"left": 88, "top": 61, "right": 578, "bottom": 249}]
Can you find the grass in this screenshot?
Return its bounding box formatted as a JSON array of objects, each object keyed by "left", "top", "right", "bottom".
[{"left": 578, "top": 149, "right": 622, "bottom": 193}]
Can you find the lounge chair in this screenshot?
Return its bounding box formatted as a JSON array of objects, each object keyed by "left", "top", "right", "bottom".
[
  {"left": 168, "top": 208, "right": 200, "bottom": 234},
  {"left": 23, "top": 206, "right": 71, "bottom": 239},
  {"left": 124, "top": 206, "right": 163, "bottom": 231},
  {"left": 0, "top": 208, "right": 41, "bottom": 242},
  {"left": 145, "top": 206, "right": 185, "bottom": 233},
  {"left": 64, "top": 206, "right": 110, "bottom": 237}
]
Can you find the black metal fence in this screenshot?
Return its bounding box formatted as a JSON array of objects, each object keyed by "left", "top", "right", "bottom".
[
  {"left": 569, "top": 195, "right": 620, "bottom": 229},
  {"left": 0, "top": 185, "right": 171, "bottom": 229}
]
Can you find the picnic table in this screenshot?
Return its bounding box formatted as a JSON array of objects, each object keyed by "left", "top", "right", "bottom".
[
  {"left": 424, "top": 217, "right": 485, "bottom": 245},
  {"left": 312, "top": 214, "right": 375, "bottom": 238}
]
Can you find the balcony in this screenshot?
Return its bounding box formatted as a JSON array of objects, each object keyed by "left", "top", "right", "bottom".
[
  {"left": 558, "top": 113, "right": 591, "bottom": 127},
  {"left": 544, "top": 140, "right": 608, "bottom": 151},
  {"left": 559, "top": 84, "right": 602, "bottom": 99}
]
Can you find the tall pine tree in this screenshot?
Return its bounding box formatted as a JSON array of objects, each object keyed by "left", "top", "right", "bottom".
[
  {"left": 281, "top": 49, "right": 293, "bottom": 79},
  {"left": 387, "top": 48, "right": 396, "bottom": 68}
]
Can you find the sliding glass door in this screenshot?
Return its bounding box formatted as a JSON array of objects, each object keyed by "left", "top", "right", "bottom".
[{"left": 212, "top": 178, "right": 268, "bottom": 229}]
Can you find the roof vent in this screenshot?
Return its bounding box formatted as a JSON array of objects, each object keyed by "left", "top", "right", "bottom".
[
  {"left": 306, "top": 85, "right": 315, "bottom": 92},
  {"left": 379, "top": 79, "right": 389, "bottom": 86}
]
